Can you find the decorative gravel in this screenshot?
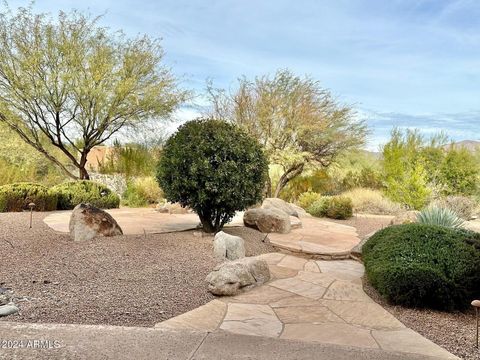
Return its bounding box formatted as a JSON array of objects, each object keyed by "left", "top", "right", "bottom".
[
  {"left": 364, "top": 282, "right": 479, "bottom": 360},
  {"left": 330, "top": 214, "right": 479, "bottom": 360},
  {"left": 0, "top": 212, "right": 275, "bottom": 327}
]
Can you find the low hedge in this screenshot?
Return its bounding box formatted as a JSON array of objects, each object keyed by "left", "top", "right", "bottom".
[
  {"left": 307, "top": 196, "right": 353, "bottom": 220},
  {"left": 0, "top": 183, "right": 57, "bottom": 212},
  {"left": 363, "top": 223, "right": 480, "bottom": 311},
  {"left": 51, "top": 180, "right": 120, "bottom": 210}
]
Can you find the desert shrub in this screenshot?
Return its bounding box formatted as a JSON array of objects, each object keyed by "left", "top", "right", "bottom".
[
  {"left": 122, "top": 177, "right": 163, "bottom": 207},
  {"left": 341, "top": 167, "right": 383, "bottom": 190},
  {"left": 307, "top": 196, "right": 331, "bottom": 217},
  {"left": 431, "top": 196, "right": 477, "bottom": 220},
  {"left": 341, "top": 188, "right": 403, "bottom": 215},
  {"left": 326, "top": 196, "right": 353, "bottom": 219},
  {"left": 363, "top": 224, "right": 480, "bottom": 310},
  {"left": 438, "top": 147, "right": 479, "bottom": 196},
  {"left": 98, "top": 140, "right": 160, "bottom": 178},
  {"left": 0, "top": 183, "right": 57, "bottom": 212},
  {"left": 52, "top": 181, "right": 120, "bottom": 210},
  {"left": 307, "top": 196, "right": 353, "bottom": 219},
  {"left": 416, "top": 206, "right": 464, "bottom": 229},
  {"left": 156, "top": 118, "right": 268, "bottom": 233},
  {"left": 297, "top": 191, "right": 322, "bottom": 210}
]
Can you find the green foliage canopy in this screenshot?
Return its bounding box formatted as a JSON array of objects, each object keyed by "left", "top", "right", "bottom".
[
  {"left": 207, "top": 69, "right": 368, "bottom": 197},
  {"left": 157, "top": 118, "right": 268, "bottom": 233},
  {"left": 0, "top": 5, "right": 186, "bottom": 180}
]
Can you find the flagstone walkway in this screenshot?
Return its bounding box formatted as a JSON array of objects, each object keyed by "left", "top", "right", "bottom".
[
  {"left": 268, "top": 217, "right": 360, "bottom": 259},
  {"left": 43, "top": 208, "right": 361, "bottom": 258},
  {"left": 155, "top": 253, "right": 458, "bottom": 360}
]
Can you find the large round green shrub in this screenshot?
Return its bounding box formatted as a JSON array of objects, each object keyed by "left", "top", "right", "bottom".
[
  {"left": 363, "top": 223, "right": 480, "bottom": 311},
  {"left": 0, "top": 183, "right": 57, "bottom": 212},
  {"left": 51, "top": 180, "right": 120, "bottom": 210},
  {"left": 156, "top": 118, "right": 268, "bottom": 233}
]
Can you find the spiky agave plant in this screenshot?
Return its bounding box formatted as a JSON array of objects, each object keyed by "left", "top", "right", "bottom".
[{"left": 416, "top": 206, "right": 465, "bottom": 229}]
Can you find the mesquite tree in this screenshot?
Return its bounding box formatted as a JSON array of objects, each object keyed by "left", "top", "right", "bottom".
[
  {"left": 207, "top": 70, "right": 368, "bottom": 197},
  {"left": 0, "top": 6, "right": 186, "bottom": 179}
]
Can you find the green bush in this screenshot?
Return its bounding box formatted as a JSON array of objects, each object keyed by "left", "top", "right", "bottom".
[
  {"left": 363, "top": 224, "right": 480, "bottom": 310},
  {"left": 297, "top": 191, "right": 322, "bottom": 210},
  {"left": 326, "top": 196, "right": 353, "bottom": 219},
  {"left": 0, "top": 183, "right": 57, "bottom": 212},
  {"left": 157, "top": 118, "right": 268, "bottom": 233},
  {"left": 307, "top": 197, "right": 331, "bottom": 217},
  {"left": 307, "top": 196, "right": 353, "bottom": 219},
  {"left": 52, "top": 181, "right": 120, "bottom": 210},
  {"left": 122, "top": 177, "right": 163, "bottom": 207},
  {"left": 416, "top": 206, "right": 464, "bottom": 229}
]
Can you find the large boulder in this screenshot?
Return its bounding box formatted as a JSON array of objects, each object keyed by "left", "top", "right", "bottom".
[
  {"left": 243, "top": 208, "right": 291, "bottom": 234},
  {"left": 290, "top": 204, "right": 311, "bottom": 218},
  {"left": 69, "top": 203, "right": 123, "bottom": 241},
  {"left": 262, "top": 198, "right": 299, "bottom": 217},
  {"left": 205, "top": 257, "right": 270, "bottom": 296},
  {"left": 213, "top": 231, "right": 245, "bottom": 261}
]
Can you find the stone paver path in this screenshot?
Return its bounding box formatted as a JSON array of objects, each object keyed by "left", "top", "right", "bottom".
[
  {"left": 44, "top": 208, "right": 361, "bottom": 258},
  {"left": 268, "top": 217, "right": 360, "bottom": 259},
  {"left": 155, "top": 253, "right": 458, "bottom": 360},
  {"left": 43, "top": 208, "right": 245, "bottom": 234}
]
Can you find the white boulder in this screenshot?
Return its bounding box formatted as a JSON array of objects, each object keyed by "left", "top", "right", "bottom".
[{"left": 213, "top": 231, "right": 245, "bottom": 261}]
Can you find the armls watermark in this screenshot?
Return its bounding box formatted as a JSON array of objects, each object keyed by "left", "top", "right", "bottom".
[{"left": 0, "top": 339, "right": 61, "bottom": 349}]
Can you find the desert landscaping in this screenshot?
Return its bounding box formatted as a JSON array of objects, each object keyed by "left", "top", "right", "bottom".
[{"left": 1, "top": 2, "right": 480, "bottom": 360}]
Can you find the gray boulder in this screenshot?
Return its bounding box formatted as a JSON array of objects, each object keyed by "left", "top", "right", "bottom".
[
  {"left": 213, "top": 231, "right": 245, "bottom": 261},
  {"left": 69, "top": 203, "right": 123, "bottom": 241},
  {"left": 0, "top": 304, "right": 18, "bottom": 317},
  {"left": 243, "top": 208, "right": 291, "bottom": 234},
  {"left": 205, "top": 257, "right": 270, "bottom": 296},
  {"left": 262, "top": 198, "right": 298, "bottom": 217}
]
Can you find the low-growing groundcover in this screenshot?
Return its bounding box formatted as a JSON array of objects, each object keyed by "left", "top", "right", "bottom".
[
  {"left": 157, "top": 118, "right": 268, "bottom": 233},
  {"left": 363, "top": 224, "right": 480, "bottom": 311},
  {"left": 51, "top": 181, "right": 120, "bottom": 210},
  {"left": 0, "top": 183, "right": 57, "bottom": 212}
]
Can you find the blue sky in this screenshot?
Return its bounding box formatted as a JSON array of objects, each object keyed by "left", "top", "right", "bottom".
[{"left": 7, "top": 0, "right": 480, "bottom": 150}]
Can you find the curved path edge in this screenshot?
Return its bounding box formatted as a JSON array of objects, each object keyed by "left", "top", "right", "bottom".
[{"left": 155, "top": 253, "right": 458, "bottom": 360}]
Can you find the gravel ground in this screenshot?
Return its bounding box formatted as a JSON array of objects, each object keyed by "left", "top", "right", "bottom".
[
  {"left": 0, "top": 212, "right": 275, "bottom": 327},
  {"left": 329, "top": 214, "right": 479, "bottom": 360},
  {"left": 327, "top": 214, "right": 393, "bottom": 238},
  {"left": 364, "top": 282, "right": 479, "bottom": 360}
]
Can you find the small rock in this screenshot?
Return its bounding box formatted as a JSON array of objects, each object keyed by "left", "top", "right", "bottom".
[
  {"left": 0, "top": 304, "right": 19, "bottom": 317},
  {"left": 155, "top": 202, "right": 188, "bottom": 214},
  {"left": 390, "top": 211, "right": 419, "bottom": 225},
  {"left": 0, "top": 294, "right": 10, "bottom": 306},
  {"left": 213, "top": 231, "right": 245, "bottom": 261}
]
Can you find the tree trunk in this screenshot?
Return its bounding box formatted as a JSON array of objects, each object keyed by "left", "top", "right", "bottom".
[
  {"left": 264, "top": 175, "right": 272, "bottom": 198},
  {"left": 199, "top": 215, "right": 216, "bottom": 233},
  {"left": 78, "top": 150, "right": 90, "bottom": 180},
  {"left": 79, "top": 167, "right": 90, "bottom": 180},
  {"left": 273, "top": 163, "right": 305, "bottom": 198}
]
